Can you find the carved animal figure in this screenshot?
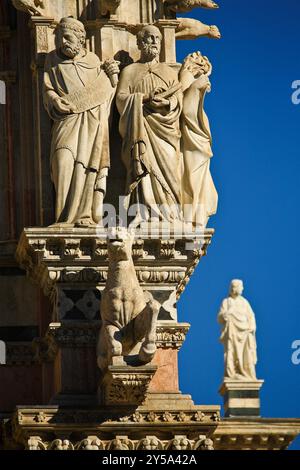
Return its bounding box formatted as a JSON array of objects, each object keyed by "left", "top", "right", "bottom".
[
  {"left": 176, "top": 18, "right": 221, "bottom": 40},
  {"left": 97, "top": 227, "right": 160, "bottom": 370},
  {"left": 99, "top": 0, "right": 121, "bottom": 16},
  {"left": 11, "top": 0, "right": 44, "bottom": 16},
  {"left": 165, "top": 0, "right": 219, "bottom": 13}
]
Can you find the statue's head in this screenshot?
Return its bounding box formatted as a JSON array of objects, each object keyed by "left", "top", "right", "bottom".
[
  {"left": 57, "top": 17, "right": 86, "bottom": 59},
  {"left": 137, "top": 25, "right": 162, "bottom": 62},
  {"left": 107, "top": 226, "right": 134, "bottom": 262},
  {"left": 230, "top": 279, "right": 244, "bottom": 297}
]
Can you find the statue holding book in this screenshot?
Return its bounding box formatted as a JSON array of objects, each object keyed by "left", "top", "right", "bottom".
[{"left": 116, "top": 25, "right": 183, "bottom": 224}]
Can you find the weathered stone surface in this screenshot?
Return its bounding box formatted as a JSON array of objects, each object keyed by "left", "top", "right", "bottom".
[
  {"left": 100, "top": 363, "right": 158, "bottom": 406},
  {"left": 7, "top": 406, "right": 300, "bottom": 451},
  {"left": 16, "top": 226, "right": 214, "bottom": 306},
  {"left": 212, "top": 419, "right": 300, "bottom": 450},
  {"left": 43, "top": 18, "right": 119, "bottom": 226},
  {"left": 97, "top": 228, "right": 160, "bottom": 370}
]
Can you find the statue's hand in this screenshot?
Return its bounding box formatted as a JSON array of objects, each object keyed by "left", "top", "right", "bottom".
[
  {"left": 193, "top": 74, "right": 211, "bottom": 92},
  {"left": 53, "top": 98, "right": 74, "bottom": 114},
  {"left": 103, "top": 60, "right": 120, "bottom": 87},
  {"left": 149, "top": 88, "right": 169, "bottom": 109},
  {"left": 150, "top": 96, "right": 170, "bottom": 109},
  {"left": 104, "top": 62, "right": 120, "bottom": 77}
]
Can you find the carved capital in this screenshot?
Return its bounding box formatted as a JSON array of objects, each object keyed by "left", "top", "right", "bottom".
[
  {"left": 156, "top": 323, "right": 190, "bottom": 349},
  {"left": 101, "top": 365, "right": 157, "bottom": 406}
]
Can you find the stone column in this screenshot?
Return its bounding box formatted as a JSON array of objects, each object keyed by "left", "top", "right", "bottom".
[{"left": 29, "top": 16, "right": 56, "bottom": 227}]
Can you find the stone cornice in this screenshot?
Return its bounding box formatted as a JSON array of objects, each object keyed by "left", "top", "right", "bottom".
[{"left": 16, "top": 227, "right": 214, "bottom": 300}]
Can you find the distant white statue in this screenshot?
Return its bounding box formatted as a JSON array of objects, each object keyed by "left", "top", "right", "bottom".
[{"left": 218, "top": 280, "right": 257, "bottom": 381}]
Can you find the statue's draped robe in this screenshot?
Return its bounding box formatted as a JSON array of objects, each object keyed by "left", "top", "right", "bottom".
[
  {"left": 181, "top": 81, "right": 218, "bottom": 227},
  {"left": 43, "top": 48, "right": 114, "bottom": 224},
  {"left": 116, "top": 61, "right": 183, "bottom": 221},
  {"left": 218, "top": 296, "right": 257, "bottom": 380}
]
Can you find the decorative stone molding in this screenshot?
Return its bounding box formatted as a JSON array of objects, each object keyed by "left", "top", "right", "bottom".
[
  {"left": 12, "top": 406, "right": 221, "bottom": 430},
  {"left": 27, "top": 436, "right": 47, "bottom": 450},
  {"left": 136, "top": 436, "right": 164, "bottom": 450},
  {"left": 75, "top": 437, "right": 104, "bottom": 450},
  {"left": 211, "top": 419, "right": 300, "bottom": 450},
  {"left": 16, "top": 228, "right": 214, "bottom": 303},
  {"left": 47, "top": 439, "right": 74, "bottom": 451},
  {"left": 107, "top": 437, "right": 135, "bottom": 451},
  {"left": 156, "top": 323, "right": 190, "bottom": 349},
  {"left": 194, "top": 436, "right": 214, "bottom": 450},
  {"left": 168, "top": 436, "right": 193, "bottom": 450},
  {"left": 31, "top": 321, "right": 191, "bottom": 365},
  {"left": 100, "top": 364, "right": 158, "bottom": 406},
  {"left": 9, "top": 414, "right": 299, "bottom": 451},
  {"left": 24, "top": 435, "right": 216, "bottom": 451}
]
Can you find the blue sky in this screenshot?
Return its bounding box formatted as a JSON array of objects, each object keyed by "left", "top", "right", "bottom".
[{"left": 176, "top": 0, "right": 300, "bottom": 450}]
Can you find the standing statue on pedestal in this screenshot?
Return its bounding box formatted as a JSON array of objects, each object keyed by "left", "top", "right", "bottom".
[
  {"left": 43, "top": 17, "right": 119, "bottom": 226},
  {"left": 218, "top": 280, "right": 258, "bottom": 380},
  {"left": 116, "top": 25, "right": 183, "bottom": 224},
  {"left": 179, "top": 51, "right": 218, "bottom": 227}
]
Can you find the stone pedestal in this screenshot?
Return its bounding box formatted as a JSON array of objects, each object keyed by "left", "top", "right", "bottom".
[
  {"left": 100, "top": 361, "right": 158, "bottom": 406},
  {"left": 16, "top": 226, "right": 213, "bottom": 406},
  {"left": 219, "top": 380, "right": 264, "bottom": 418}
]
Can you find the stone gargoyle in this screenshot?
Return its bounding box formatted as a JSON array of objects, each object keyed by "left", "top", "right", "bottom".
[{"left": 97, "top": 227, "right": 160, "bottom": 370}]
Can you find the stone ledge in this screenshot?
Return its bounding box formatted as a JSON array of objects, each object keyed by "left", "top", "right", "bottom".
[
  {"left": 16, "top": 227, "right": 214, "bottom": 300},
  {"left": 212, "top": 419, "right": 300, "bottom": 450},
  {"left": 7, "top": 409, "right": 300, "bottom": 450},
  {"left": 8, "top": 404, "right": 220, "bottom": 450}
]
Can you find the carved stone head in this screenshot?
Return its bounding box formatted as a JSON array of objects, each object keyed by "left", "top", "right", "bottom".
[
  {"left": 137, "top": 25, "right": 162, "bottom": 62},
  {"left": 56, "top": 17, "right": 86, "bottom": 59},
  {"left": 107, "top": 226, "right": 134, "bottom": 262}
]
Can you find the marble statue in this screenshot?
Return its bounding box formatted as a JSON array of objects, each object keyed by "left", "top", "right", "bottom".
[
  {"left": 43, "top": 17, "right": 119, "bottom": 226},
  {"left": 97, "top": 227, "right": 160, "bottom": 370},
  {"left": 179, "top": 51, "right": 218, "bottom": 227},
  {"left": 11, "top": 0, "right": 44, "bottom": 16},
  {"left": 175, "top": 18, "right": 221, "bottom": 40},
  {"left": 116, "top": 25, "right": 183, "bottom": 224},
  {"left": 218, "top": 280, "right": 258, "bottom": 381},
  {"left": 165, "top": 0, "right": 219, "bottom": 13}
]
